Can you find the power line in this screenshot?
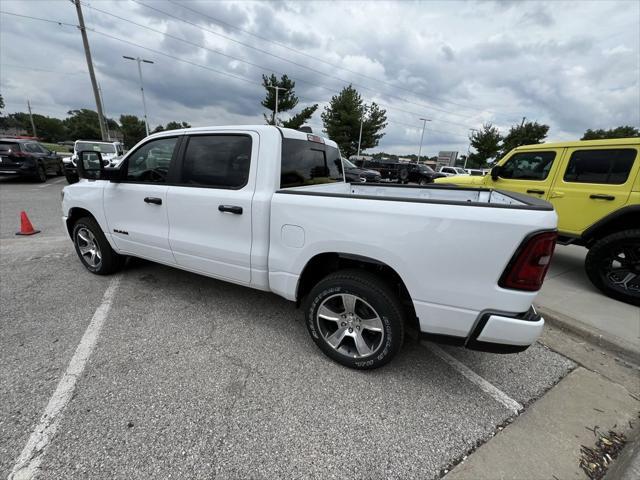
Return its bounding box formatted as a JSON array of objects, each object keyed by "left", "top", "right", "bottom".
[
  {"left": 129, "top": 0, "right": 487, "bottom": 124},
  {"left": 0, "top": 10, "right": 470, "bottom": 143},
  {"left": 165, "top": 0, "right": 503, "bottom": 116},
  {"left": 0, "top": 10, "right": 77, "bottom": 27},
  {"left": 83, "top": 2, "right": 474, "bottom": 133}
]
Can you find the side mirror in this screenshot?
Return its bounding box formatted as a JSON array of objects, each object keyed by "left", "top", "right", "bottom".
[
  {"left": 491, "top": 165, "right": 501, "bottom": 181},
  {"left": 77, "top": 150, "right": 104, "bottom": 180}
]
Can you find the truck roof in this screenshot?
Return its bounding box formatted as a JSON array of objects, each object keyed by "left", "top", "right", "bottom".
[
  {"left": 514, "top": 137, "right": 640, "bottom": 150},
  {"left": 145, "top": 125, "right": 338, "bottom": 149}
]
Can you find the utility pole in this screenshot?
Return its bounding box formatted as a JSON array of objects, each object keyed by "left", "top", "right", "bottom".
[
  {"left": 417, "top": 118, "right": 431, "bottom": 163},
  {"left": 267, "top": 84, "right": 288, "bottom": 125},
  {"left": 357, "top": 104, "right": 368, "bottom": 157},
  {"left": 27, "top": 100, "right": 37, "bottom": 138},
  {"left": 73, "top": 0, "right": 107, "bottom": 141},
  {"left": 97, "top": 84, "right": 111, "bottom": 141},
  {"left": 123, "top": 56, "right": 154, "bottom": 136}
]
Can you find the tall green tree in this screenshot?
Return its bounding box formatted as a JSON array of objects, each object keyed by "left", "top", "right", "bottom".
[
  {"left": 581, "top": 126, "right": 640, "bottom": 140},
  {"left": 469, "top": 122, "right": 502, "bottom": 166},
  {"left": 0, "top": 94, "right": 4, "bottom": 115},
  {"left": 62, "top": 109, "right": 118, "bottom": 141},
  {"left": 321, "top": 85, "right": 387, "bottom": 158},
  {"left": 261, "top": 73, "right": 317, "bottom": 127},
  {"left": 119, "top": 115, "right": 147, "bottom": 149},
  {"left": 153, "top": 121, "right": 191, "bottom": 133},
  {"left": 501, "top": 120, "right": 549, "bottom": 156}
]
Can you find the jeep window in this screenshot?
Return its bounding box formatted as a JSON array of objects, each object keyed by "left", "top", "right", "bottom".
[
  {"left": 125, "top": 137, "right": 178, "bottom": 184},
  {"left": 281, "top": 139, "right": 343, "bottom": 188},
  {"left": 563, "top": 149, "right": 637, "bottom": 184},
  {"left": 500, "top": 151, "right": 556, "bottom": 180},
  {"left": 180, "top": 135, "right": 251, "bottom": 189}
]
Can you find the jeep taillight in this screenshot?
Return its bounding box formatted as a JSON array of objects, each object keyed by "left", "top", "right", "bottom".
[{"left": 499, "top": 231, "right": 557, "bottom": 291}]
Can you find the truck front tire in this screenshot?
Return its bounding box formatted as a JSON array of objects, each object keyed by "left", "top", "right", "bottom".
[
  {"left": 305, "top": 269, "right": 405, "bottom": 369},
  {"left": 72, "top": 216, "right": 124, "bottom": 275},
  {"left": 585, "top": 229, "right": 640, "bottom": 306}
]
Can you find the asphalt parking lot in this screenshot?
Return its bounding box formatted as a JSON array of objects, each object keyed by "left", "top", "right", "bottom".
[{"left": 0, "top": 176, "right": 577, "bottom": 479}]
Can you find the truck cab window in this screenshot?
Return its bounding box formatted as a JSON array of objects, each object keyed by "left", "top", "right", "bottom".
[
  {"left": 180, "top": 135, "right": 252, "bottom": 188},
  {"left": 500, "top": 151, "right": 556, "bottom": 181},
  {"left": 125, "top": 137, "right": 178, "bottom": 184},
  {"left": 281, "top": 139, "right": 343, "bottom": 188}
]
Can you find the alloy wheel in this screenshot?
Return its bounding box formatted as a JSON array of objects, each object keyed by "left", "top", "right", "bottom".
[
  {"left": 316, "top": 293, "right": 385, "bottom": 358},
  {"left": 601, "top": 243, "right": 640, "bottom": 295},
  {"left": 76, "top": 227, "right": 102, "bottom": 268}
]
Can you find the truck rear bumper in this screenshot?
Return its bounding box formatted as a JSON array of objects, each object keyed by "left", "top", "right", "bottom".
[{"left": 418, "top": 303, "right": 543, "bottom": 354}]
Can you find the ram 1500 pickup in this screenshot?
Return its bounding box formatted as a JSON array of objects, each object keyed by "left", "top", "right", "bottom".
[{"left": 62, "top": 126, "right": 558, "bottom": 369}]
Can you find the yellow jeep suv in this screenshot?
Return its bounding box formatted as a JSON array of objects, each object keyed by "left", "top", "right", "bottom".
[{"left": 435, "top": 138, "right": 640, "bottom": 305}]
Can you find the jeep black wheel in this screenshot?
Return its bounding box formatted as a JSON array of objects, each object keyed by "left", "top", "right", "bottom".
[{"left": 585, "top": 229, "right": 640, "bottom": 306}]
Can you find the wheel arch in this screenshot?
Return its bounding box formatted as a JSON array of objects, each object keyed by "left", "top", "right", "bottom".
[
  {"left": 582, "top": 205, "right": 640, "bottom": 245},
  {"left": 296, "top": 252, "right": 417, "bottom": 326},
  {"left": 65, "top": 207, "right": 99, "bottom": 238}
]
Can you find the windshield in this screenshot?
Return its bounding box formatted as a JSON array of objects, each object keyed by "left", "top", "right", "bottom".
[
  {"left": 419, "top": 165, "right": 435, "bottom": 173},
  {"left": 342, "top": 158, "right": 357, "bottom": 168},
  {"left": 455, "top": 168, "right": 467, "bottom": 174},
  {"left": 75, "top": 142, "right": 116, "bottom": 154}
]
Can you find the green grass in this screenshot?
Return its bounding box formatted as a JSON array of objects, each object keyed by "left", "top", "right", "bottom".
[{"left": 40, "top": 142, "right": 72, "bottom": 154}]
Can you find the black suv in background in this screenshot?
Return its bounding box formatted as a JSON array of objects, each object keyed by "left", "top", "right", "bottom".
[
  {"left": 0, "top": 139, "right": 63, "bottom": 182},
  {"left": 342, "top": 157, "right": 382, "bottom": 182},
  {"left": 352, "top": 158, "right": 445, "bottom": 184}
]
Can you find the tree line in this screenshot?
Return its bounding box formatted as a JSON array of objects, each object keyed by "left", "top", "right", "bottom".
[
  {"left": 2, "top": 80, "right": 637, "bottom": 160},
  {"left": 467, "top": 121, "right": 639, "bottom": 169}
]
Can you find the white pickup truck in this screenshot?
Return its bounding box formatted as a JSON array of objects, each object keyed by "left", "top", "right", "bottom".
[{"left": 62, "top": 125, "right": 558, "bottom": 369}]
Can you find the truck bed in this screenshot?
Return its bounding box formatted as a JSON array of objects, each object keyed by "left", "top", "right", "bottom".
[{"left": 276, "top": 182, "right": 554, "bottom": 211}]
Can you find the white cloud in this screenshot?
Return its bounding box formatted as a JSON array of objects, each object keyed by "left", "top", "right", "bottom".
[{"left": 0, "top": 0, "right": 638, "bottom": 156}]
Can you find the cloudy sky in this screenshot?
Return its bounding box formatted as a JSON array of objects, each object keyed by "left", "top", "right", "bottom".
[{"left": 1, "top": 0, "right": 638, "bottom": 156}]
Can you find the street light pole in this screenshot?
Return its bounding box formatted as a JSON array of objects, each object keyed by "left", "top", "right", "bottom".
[
  {"left": 357, "top": 104, "right": 368, "bottom": 157},
  {"left": 417, "top": 118, "right": 431, "bottom": 163},
  {"left": 267, "top": 84, "right": 288, "bottom": 125},
  {"left": 464, "top": 128, "right": 476, "bottom": 169},
  {"left": 123, "top": 56, "right": 154, "bottom": 136}
]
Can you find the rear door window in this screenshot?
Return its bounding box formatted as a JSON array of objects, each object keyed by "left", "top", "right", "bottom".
[
  {"left": 0, "top": 142, "right": 20, "bottom": 153},
  {"left": 499, "top": 151, "right": 556, "bottom": 180},
  {"left": 281, "top": 138, "right": 343, "bottom": 188},
  {"left": 563, "top": 149, "right": 637, "bottom": 184},
  {"left": 179, "top": 135, "right": 251, "bottom": 189}
]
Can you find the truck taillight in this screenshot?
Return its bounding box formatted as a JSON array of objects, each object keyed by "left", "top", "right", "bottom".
[{"left": 499, "top": 231, "right": 557, "bottom": 291}]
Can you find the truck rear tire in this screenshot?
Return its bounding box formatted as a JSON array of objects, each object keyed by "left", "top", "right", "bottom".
[
  {"left": 72, "top": 216, "right": 124, "bottom": 275},
  {"left": 304, "top": 269, "right": 405, "bottom": 369},
  {"left": 585, "top": 229, "right": 640, "bottom": 306}
]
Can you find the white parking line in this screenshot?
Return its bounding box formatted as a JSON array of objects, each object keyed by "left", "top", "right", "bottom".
[
  {"left": 423, "top": 342, "right": 524, "bottom": 414},
  {"left": 36, "top": 177, "right": 65, "bottom": 188},
  {"left": 9, "top": 276, "right": 121, "bottom": 480}
]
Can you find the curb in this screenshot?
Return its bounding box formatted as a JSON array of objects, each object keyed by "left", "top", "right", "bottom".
[
  {"left": 604, "top": 423, "right": 640, "bottom": 480},
  {"left": 537, "top": 305, "right": 640, "bottom": 367}
]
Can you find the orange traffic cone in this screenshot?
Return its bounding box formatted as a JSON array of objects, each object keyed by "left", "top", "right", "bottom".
[{"left": 16, "top": 211, "right": 40, "bottom": 236}]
